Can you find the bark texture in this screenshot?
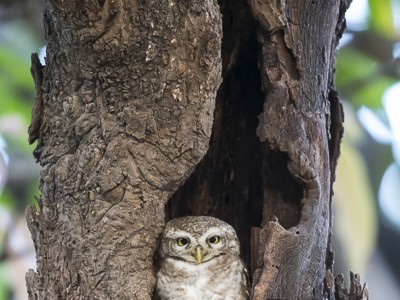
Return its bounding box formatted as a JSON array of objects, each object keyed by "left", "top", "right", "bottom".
[
  {"left": 169, "top": 0, "right": 264, "bottom": 271},
  {"left": 332, "top": 272, "right": 369, "bottom": 300},
  {"left": 26, "top": 0, "right": 221, "bottom": 299},
  {"left": 250, "top": 0, "right": 340, "bottom": 299},
  {"left": 171, "top": 0, "right": 350, "bottom": 299},
  {"left": 26, "top": 0, "right": 356, "bottom": 299},
  {"left": 249, "top": 0, "right": 347, "bottom": 298}
]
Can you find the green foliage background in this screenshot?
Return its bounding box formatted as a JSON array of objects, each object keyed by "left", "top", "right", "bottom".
[{"left": 0, "top": 0, "right": 399, "bottom": 299}]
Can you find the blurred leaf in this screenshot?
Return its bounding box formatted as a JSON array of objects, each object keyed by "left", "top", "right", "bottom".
[
  {"left": 333, "top": 105, "right": 378, "bottom": 274},
  {"left": 334, "top": 140, "right": 378, "bottom": 274},
  {"left": 0, "top": 211, "right": 5, "bottom": 258},
  {"left": 0, "top": 48, "right": 34, "bottom": 122},
  {"left": 1, "top": 124, "right": 36, "bottom": 154},
  {"left": 368, "top": 0, "right": 395, "bottom": 38},
  {"left": 0, "top": 91, "right": 32, "bottom": 123},
  {"left": 0, "top": 23, "right": 37, "bottom": 145},
  {"left": 0, "top": 48, "right": 33, "bottom": 90},
  {"left": 342, "top": 103, "right": 367, "bottom": 145},
  {"left": 0, "top": 265, "right": 10, "bottom": 300},
  {"left": 0, "top": 44, "right": 35, "bottom": 153},
  {"left": 0, "top": 189, "right": 16, "bottom": 212},
  {"left": 353, "top": 76, "right": 397, "bottom": 108},
  {"left": 336, "top": 48, "right": 378, "bottom": 88},
  {"left": 336, "top": 48, "right": 396, "bottom": 108}
]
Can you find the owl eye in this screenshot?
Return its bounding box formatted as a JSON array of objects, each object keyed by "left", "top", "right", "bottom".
[
  {"left": 208, "top": 235, "right": 220, "bottom": 244},
  {"left": 176, "top": 237, "right": 189, "bottom": 247}
]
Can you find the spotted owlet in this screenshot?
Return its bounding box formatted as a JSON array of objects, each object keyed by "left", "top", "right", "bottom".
[{"left": 155, "top": 216, "right": 249, "bottom": 300}]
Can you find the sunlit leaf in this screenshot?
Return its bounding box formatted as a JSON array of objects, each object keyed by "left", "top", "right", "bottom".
[{"left": 368, "top": 0, "right": 395, "bottom": 38}]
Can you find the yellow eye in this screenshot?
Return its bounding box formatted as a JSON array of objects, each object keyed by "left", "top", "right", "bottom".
[
  {"left": 208, "top": 236, "right": 220, "bottom": 244},
  {"left": 176, "top": 237, "right": 189, "bottom": 246}
]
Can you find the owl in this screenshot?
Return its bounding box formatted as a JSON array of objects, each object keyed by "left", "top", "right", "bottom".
[{"left": 155, "top": 216, "right": 249, "bottom": 300}]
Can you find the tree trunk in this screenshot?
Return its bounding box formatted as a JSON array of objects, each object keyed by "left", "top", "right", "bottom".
[
  {"left": 171, "top": 0, "right": 350, "bottom": 298},
  {"left": 26, "top": 0, "right": 221, "bottom": 299},
  {"left": 26, "top": 0, "right": 357, "bottom": 299}
]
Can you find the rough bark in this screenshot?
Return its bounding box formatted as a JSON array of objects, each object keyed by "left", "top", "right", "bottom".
[
  {"left": 331, "top": 272, "right": 369, "bottom": 300},
  {"left": 26, "top": 0, "right": 221, "bottom": 299},
  {"left": 248, "top": 0, "right": 349, "bottom": 298},
  {"left": 171, "top": 0, "right": 350, "bottom": 299},
  {"left": 26, "top": 0, "right": 359, "bottom": 299},
  {"left": 169, "top": 0, "right": 264, "bottom": 271}
]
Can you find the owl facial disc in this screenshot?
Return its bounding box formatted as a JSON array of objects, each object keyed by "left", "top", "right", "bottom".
[{"left": 156, "top": 216, "right": 249, "bottom": 299}]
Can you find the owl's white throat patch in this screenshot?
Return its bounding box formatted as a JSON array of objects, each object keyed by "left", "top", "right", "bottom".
[{"left": 168, "top": 257, "right": 214, "bottom": 298}]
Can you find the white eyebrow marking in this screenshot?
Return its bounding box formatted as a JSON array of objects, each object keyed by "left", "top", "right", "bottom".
[{"left": 165, "top": 230, "right": 195, "bottom": 240}]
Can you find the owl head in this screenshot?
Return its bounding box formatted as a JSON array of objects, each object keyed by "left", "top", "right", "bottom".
[{"left": 158, "top": 216, "right": 240, "bottom": 264}]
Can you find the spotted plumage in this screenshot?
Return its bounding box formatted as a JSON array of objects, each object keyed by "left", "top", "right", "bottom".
[{"left": 155, "top": 216, "right": 248, "bottom": 300}]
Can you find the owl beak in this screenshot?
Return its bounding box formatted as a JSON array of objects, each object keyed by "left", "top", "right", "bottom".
[{"left": 194, "top": 245, "right": 204, "bottom": 263}]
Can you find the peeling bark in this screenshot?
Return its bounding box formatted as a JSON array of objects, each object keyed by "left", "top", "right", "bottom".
[
  {"left": 333, "top": 272, "right": 369, "bottom": 300},
  {"left": 172, "top": 0, "right": 351, "bottom": 299},
  {"left": 248, "top": 0, "right": 347, "bottom": 298}
]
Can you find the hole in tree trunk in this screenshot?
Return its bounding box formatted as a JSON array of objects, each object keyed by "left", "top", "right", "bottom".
[
  {"left": 167, "top": 0, "right": 264, "bottom": 273},
  {"left": 261, "top": 149, "right": 303, "bottom": 229}
]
